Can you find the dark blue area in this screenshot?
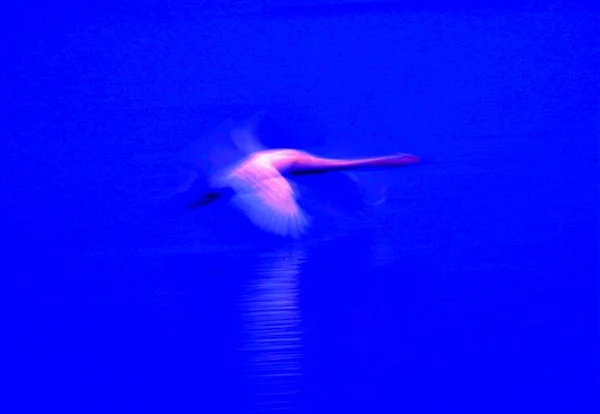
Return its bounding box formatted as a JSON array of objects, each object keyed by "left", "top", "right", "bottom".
[{"left": 6, "top": 3, "right": 598, "bottom": 413}]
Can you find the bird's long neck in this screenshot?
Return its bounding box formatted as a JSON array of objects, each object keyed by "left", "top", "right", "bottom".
[{"left": 290, "top": 154, "right": 415, "bottom": 175}]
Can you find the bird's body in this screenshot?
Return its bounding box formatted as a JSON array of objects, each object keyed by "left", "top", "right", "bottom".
[{"left": 161, "top": 115, "right": 421, "bottom": 238}]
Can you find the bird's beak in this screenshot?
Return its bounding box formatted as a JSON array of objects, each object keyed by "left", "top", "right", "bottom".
[{"left": 395, "top": 153, "right": 421, "bottom": 164}]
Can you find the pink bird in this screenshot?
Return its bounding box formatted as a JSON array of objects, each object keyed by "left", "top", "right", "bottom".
[{"left": 162, "top": 116, "right": 421, "bottom": 238}]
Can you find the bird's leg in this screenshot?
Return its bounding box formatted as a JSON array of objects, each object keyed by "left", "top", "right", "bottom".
[{"left": 187, "top": 192, "right": 222, "bottom": 208}]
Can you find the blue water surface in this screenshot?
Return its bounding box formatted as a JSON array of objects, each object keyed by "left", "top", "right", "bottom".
[{"left": 6, "top": 3, "right": 598, "bottom": 413}]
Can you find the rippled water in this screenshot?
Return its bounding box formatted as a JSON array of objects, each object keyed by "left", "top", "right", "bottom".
[
  {"left": 6, "top": 121, "right": 596, "bottom": 412},
  {"left": 6, "top": 133, "right": 596, "bottom": 413},
  {"left": 242, "top": 247, "right": 305, "bottom": 412}
]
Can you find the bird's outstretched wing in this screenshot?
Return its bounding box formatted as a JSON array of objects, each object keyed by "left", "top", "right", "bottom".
[{"left": 227, "top": 161, "right": 310, "bottom": 238}]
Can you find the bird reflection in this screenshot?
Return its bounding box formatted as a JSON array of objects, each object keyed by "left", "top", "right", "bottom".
[{"left": 241, "top": 246, "right": 306, "bottom": 412}]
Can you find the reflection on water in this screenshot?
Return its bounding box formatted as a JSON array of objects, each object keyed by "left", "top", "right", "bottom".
[{"left": 241, "top": 245, "right": 307, "bottom": 412}]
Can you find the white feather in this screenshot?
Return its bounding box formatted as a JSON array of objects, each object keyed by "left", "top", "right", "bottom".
[{"left": 225, "top": 157, "right": 310, "bottom": 238}]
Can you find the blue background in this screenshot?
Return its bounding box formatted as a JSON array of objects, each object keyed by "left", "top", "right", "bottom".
[{"left": 6, "top": 2, "right": 598, "bottom": 413}]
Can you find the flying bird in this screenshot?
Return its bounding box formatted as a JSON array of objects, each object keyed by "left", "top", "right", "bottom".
[{"left": 160, "top": 114, "right": 421, "bottom": 238}]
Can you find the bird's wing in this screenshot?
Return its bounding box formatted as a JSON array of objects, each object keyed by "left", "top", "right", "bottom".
[
  {"left": 180, "top": 112, "right": 267, "bottom": 181},
  {"left": 230, "top": 111, "right": 267, "bottom": 154},
  {"left": 227, "top": 161, "right": 310, "bottom": 238}
]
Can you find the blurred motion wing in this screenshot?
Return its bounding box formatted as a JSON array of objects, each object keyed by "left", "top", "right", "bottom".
[
  {"left": 181, "top": 112, "right": 267, "bottom": 182},
  {"left": 227, "top": 162, "right": 310, "bottom": 238}
]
